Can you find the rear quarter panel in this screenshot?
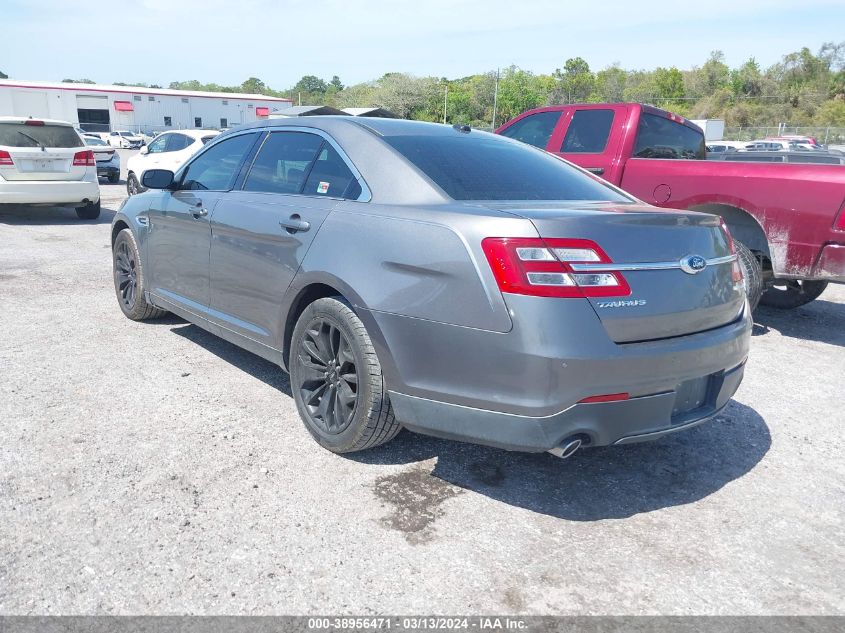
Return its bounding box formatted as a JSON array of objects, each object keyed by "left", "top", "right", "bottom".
[{"left": 297, "top": 201, "right": 536, "bottom": 333}]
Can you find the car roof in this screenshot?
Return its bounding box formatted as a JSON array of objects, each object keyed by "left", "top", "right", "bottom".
[
  {"left": 159, "top": 129, "right": 221, "bottom": 139},
  {"left": 0, "top": 116, "right": 73, "bottom": 126},
  {"left": 223, "top": 115, "right": 482, "bottom": 140}
]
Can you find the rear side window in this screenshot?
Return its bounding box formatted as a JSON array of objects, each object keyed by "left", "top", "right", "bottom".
[
  {"left": 0, "top": 123, "right": 81, "bottom": 148},
  {"left": 181, "top": 133, "right": 257, "bottom": 191},
  {"left": 561, "top": 109, "right": 614, "bottom": 153},
  {"left": 498, "top": 111, "right": 560, "bottom": 149},
  {"left": 384, "top": 133, "right": 631, "bottom": 201},
  {"left": 303, "top": 144, "right": 360, "bottom": 199},
  {"left": 165, "top": 134, "right": 191, "bottom": 152},
  {"left": 634, "top": 113, "right": 705, "bottom": 160},
  {"left": 244, "top": 132, "right": 323, "bottom": 194}
]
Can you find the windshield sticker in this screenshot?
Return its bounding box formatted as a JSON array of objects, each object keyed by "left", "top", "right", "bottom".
[{"left": 317, "top": 181, "right": 330, "bottom": 194}]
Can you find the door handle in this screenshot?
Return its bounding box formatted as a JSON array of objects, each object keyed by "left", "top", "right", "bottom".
[
  {"left": 279, "top": 214, "right": 310, "bottom": 233},
  {"left": 191, "top": 205, "right": 208, "bottom": 219},
  {"left": 586, "top": 167, "right": 605, "bottom": 175}
]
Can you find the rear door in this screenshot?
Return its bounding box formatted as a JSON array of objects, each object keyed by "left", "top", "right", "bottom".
[
  {"left": 208, "top": 130, "right": 365, "bottom": 348},
  {"left": 0, "top": 121, "right": 87, "bottom": 181},
  {"left": 145, "top": 131, "right": 260, "bottom": 317},
  {"left": 551, "top": 105, "right": 629, "bottom": 184}
]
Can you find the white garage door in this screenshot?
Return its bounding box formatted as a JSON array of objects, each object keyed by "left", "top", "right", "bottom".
[{"left": 76, "top": 94, "right": 108, "bottom": 109}]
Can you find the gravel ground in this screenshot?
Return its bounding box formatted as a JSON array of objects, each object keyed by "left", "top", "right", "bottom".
[{"left": 1, "top": 151, "right": 843, "bottom": 614}]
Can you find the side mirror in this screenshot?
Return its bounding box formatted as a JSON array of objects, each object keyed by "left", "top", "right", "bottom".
[
  {"left": 139, "top": 145, "right": 149, "bottom": 155},
  {"left": 142, "top": 169, "right": 175, "bottom": 190}
]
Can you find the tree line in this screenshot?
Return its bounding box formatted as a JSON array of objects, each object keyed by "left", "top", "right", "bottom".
[{"left": 50, "top": 41, "right": 845, "bottom": 127}]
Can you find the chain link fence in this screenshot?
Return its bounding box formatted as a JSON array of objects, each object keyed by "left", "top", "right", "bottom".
[{"left": 724, "top": 126, "right": 845, "bottom": 145}]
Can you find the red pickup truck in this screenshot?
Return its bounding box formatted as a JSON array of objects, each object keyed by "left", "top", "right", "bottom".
[{"left": 496, "top": 103, "right": 845, "bottom": 309}]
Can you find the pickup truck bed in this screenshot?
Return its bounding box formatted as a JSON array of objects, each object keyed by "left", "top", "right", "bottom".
[{"left": 496, "top": 103, "right": 845, "bottom": 308}]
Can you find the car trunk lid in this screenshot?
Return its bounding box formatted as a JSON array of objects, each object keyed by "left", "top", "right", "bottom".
[{"left": 489, "top": 202, "right": 745, "bottom": 343}]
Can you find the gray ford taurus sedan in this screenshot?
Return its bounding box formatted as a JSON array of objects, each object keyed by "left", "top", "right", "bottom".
[{"left": 111, "top": 117, "right": 751, "bottom": 457}]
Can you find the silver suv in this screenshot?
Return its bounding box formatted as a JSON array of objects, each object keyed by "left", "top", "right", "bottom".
[{"left": 111, "top": 117, "right": 751, "bottom": 458}]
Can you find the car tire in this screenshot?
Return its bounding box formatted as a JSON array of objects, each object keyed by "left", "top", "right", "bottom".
[
  {"left": 75, "top": 199, "right": 101, "bottom": 220},
  {"left": 290, "top": 296, "right": 401, "bottom": 453},
  {"left": 735, "top": 240, "right": 763, "bottom": 311},
  {"left": 759, "top": 279, "right": 828, "bottom": 310},
  {"left": 112, "top": 228, "right": 167, "bottom": 321},
  {"left": 127, "top": 173, "right": 145, "bottom": 196},
  {"left": 108, "top": 172, "right": 119, "bottom": 183}
]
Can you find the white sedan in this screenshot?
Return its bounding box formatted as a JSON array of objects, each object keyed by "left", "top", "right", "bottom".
[
  {"left": 0, "top": 116, "right": 101, "bottom": 219},
  {"left": 126, "top": 129, "right": 220, "bottom": 195},
  {"left": 83, "top": 136, "right": 121, "bottom": 183}
]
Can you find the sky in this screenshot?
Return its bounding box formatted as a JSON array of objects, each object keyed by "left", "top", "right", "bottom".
[{"left": 2, "top": 0, "right": 844, "bottom": 90}]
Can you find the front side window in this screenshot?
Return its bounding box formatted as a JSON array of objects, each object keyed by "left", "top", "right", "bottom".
[
  {"left": 146, "top": 134, "right": 168, "bottom": 153},
  {"left": 384, "top": 133, "right": 631, "bottom": 201},
  {"left": 181, "top": 133, "right": 257, "bottom": 191},
  {"left": 634, "top": 113, "right": 705, "bottom": 160},
  {"left": 498, "top": 111, "right": 560, "bottom": 149},
  {"left": 243, "top": 132, "right": 323, "bottom": 194},
  {"left": 561, "top": 109, "right": 614, "bottom": 153}
]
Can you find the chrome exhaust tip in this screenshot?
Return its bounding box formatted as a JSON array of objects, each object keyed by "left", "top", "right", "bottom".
[{"left": 548, "top": 438, "right": 582, "bottom": 459}]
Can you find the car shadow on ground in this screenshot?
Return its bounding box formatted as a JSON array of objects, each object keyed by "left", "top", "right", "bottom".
[
  {"left": 0, "top": 204, "right": 116, "bottom": 226},
  {"left": 167, "top": 322, "right": 769, "bottom": 521},
  {"left": 350, "top": 401, "right": 769, "bottom": 521},
  {"left": 752, "top": 300, "right": 845, "bottom": 347},
  {"left": 169, "top": 323, "right": 292, "bottom": 394}
]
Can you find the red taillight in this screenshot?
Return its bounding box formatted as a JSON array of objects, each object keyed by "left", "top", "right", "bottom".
[
  {"left": 578, "top": 392, "right": 630, "bottom": 404},
  {"left": 835, "top": 201, "right": 845, "bottom": 231},
  {"left": 481, "top": 237, "right": 631, "bottom": 298},
  {"left": 72, "top": 150, "right": 95, "bottom": 167},
  {"left": 24, "top": 119, "right": 45, "bottom": 126},
  {"left": 0, "top": 150, "right": 13, "bottom": 166},
  {"left": 719, "top": 218, "right": 743, "bottom": 283}
]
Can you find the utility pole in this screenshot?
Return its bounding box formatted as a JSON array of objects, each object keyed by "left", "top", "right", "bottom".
[
  {"left": 443, "top": 85, "right": 448, "bottom": 124},
  {"left": 491, "top": 68, "right": 499, "bottom": 130},
  {"left": 298, "top": 92, "right": 301, "bottom": 107}
]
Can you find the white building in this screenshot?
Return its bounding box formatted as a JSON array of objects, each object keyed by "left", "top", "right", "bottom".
[{"left": 0, "top": 79, "right": 292, "bottom": 133}]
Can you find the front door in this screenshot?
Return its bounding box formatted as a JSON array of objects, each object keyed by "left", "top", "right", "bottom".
[
  {"left": 208, "top": 131, "right": 364, "bottom": 348},
  {"left": 145, "top": 131, "right": 260, "bottom": 318}
]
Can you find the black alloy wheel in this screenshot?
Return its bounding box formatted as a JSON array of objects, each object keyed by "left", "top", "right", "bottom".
[
  {"left": 114, "top": 239, "right": 137, "bottom": 311},
  {"left": 295, "top": 317, "right": 359, "bottom": 434}
]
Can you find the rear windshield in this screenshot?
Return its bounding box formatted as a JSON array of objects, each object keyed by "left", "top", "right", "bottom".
[
  {"left": 383, "top": 133, "right": 630, "bottom": 201},
  {"left": 0, "top": 123, "right": 82, "bottom": 148}
]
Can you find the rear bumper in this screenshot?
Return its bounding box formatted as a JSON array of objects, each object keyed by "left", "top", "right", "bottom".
[
  {"left": 364, "top": 295, "right": 751, "bottom": 453},
  {"left": 0, "top": 179, "right": 100, "bottom": 205},
  {"left": 390, "top": 360, "right": 745, "bottom": 452},
  {"left": 97, "top": 165, "right": 119, "bottom": 178},
  {"left": 812, "top": 243, "right": 845, "bottom": 283}
]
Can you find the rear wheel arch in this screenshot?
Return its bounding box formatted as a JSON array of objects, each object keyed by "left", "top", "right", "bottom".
[
  {"left": 689, "top": 203, "right": 771, "bottom": 259},
  {"left": 283, "top": 282, "right": 353, "bottom": 370}
]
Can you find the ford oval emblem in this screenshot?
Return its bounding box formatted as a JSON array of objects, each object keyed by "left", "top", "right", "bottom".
[{"left": 680, "top": 255, "right": 707, "bottom": 274}]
